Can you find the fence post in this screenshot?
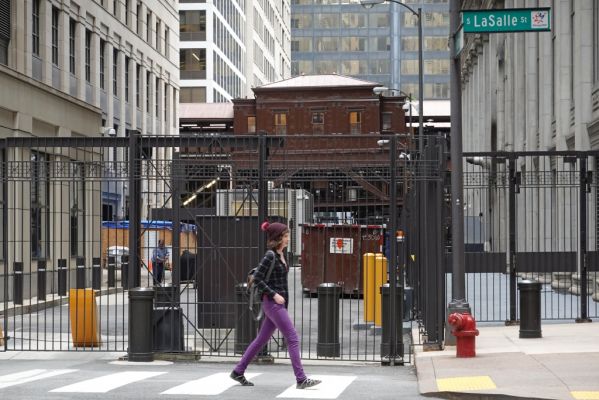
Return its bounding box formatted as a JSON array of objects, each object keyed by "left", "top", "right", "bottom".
[
  {"left": 258, "top": 132, "right": 267, "bottom": 255},
  {"left": 129, "top": 131, "right": 142, "bottom": 289},
  {"left": 508, "top": 156, "right": 517, "bottom": 323},
  {"left": 107, "top": 255, "right": 116, "bottom": 287},
  {"left": 578, "top": 156, "right": 591, "bottom": 323}
]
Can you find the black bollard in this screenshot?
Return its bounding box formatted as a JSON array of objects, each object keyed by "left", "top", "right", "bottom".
[
  {"left": 518, "top": 280, "right": 542, "bottom": 338},
  {"left": 380, "top": 284, "right": 404, "bottom": 360},
  {"left": 153, "top": 285, "right": 183, "bottom": 352},
  {"left": 107, "top": 256, "right": 116, "bottom": 287},
  {"left": 128, "top": 287, "right": 155, "bottom": 361},
  {"left": 57, "top": 259, "right": 67, "bottom": 296},
  {"left": 317, "top": 283, "right": 341, "bottom": 357},
  {"left": 234, "top": 283, "right": 259, "bottom": 354},
  {"left": 121, "top": 255, "right": 129, "bottom": 289},
  {"left": 92, "top": 257, "right": 101, "bottom": 290},
  {"left": 37, "top": 259, "right": 46, "bottom": 301},
  {"left": 13, "top": 262, "right": 23, "bottom": 305},
  {"left": 76, "top": 257, "right": 85, "bottom": 289}
]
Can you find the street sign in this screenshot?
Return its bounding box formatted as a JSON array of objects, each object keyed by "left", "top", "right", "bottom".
[
  {"left": 462, "top": 8, "right": 551, "bottom": 33},
  {"left": 454, "top": 24, "right": 464, "bottom": 57}
]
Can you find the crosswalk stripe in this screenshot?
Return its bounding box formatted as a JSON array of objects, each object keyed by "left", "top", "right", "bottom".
[
  {"left": 0, "top": 369, "right": 77, "bottom": 389},
  {"left": 161, "top": 372, "right": 261, "bottom": 395},
  {"left": 276, "top": 375, "right": 357, "bottom": 399},
  {"left": 50, "top": 371, "right": 166, "bottom": 393}
]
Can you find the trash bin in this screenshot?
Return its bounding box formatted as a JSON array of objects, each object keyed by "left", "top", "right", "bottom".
[
  {"left": 518, "top": 280, "right": 542, "bottom": 338},
  {"left": 317, "top": 283, "right": 341, "bottom": 357},
  {"left": 301, "top": 224, "right": 384, "bottom": 295},
  {"left": 153, "top": 285, "right": 184, "bottom": 352},
  {"left": 179, "top": 250, "right": 197, "bottom": 282},
  {"left": 380, "top": 284, "right": 404, "bottom": 360},
  {"left": 234, "top": 283, "right": 260, "bottom": 354},
  {"left": 129, "top": 287, "right": 154, "bottom": 361}
]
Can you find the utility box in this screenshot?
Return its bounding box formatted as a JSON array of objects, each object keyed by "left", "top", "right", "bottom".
[{"left": 301, "top": 224, "right": 384, "bottom": 296}]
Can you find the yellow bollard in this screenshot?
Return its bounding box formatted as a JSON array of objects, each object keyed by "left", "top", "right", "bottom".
[
  {"left": 363, "top": 253, "right": 375, "bottom": 323},
  {"left": 69, "top": 288, "right": 101, "bottom": 347},
  {"left": 374, "top": 254, "right": 388, "bottom": 326}
]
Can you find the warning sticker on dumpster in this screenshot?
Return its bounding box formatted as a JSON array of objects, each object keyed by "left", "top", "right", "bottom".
[{"left": 330, "top": 238, "right": 353, "bottom": 254}]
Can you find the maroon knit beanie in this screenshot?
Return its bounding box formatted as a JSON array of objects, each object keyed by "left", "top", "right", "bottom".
[{"left": 261, "top": 221, "right": 288, "bottom": 242}]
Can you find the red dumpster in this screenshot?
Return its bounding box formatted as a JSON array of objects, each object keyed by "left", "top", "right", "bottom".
[{"left": 301, "top": 223, "right": 384, "bottom": 296}]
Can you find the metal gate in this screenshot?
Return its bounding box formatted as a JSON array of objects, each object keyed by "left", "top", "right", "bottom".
[{"left": 1, "top": 133, "right": 421, "bottom": 364}]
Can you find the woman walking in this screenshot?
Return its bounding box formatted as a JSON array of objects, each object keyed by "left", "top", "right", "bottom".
[{"left": 230, "top": 221, "right": 321, "bottom": 389}]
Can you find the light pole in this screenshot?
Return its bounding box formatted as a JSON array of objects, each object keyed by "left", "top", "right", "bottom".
[{"left": 361, "top": 0, "right": 423, "bottom": 155}]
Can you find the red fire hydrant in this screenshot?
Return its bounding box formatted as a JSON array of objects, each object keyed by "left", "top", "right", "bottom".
[{"left": 447, "top": 312, "right": 479, "bottom": 357}]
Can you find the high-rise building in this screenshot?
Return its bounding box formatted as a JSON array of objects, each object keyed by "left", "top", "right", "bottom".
[
  {"left": 179, "top": 0, "right": 291, "bottom": 104},
  {"left": 290, "top": 0, "right": 450, "bottom": 100}
]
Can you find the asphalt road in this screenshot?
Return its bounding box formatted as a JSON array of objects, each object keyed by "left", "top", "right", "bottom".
[{"left": 0, "top": 355, "right": 433, "bottom": 400}]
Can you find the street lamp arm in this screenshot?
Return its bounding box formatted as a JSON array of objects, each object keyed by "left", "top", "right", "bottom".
[{"left": 360, "top": 0, "right": 419, "bottom": 18}]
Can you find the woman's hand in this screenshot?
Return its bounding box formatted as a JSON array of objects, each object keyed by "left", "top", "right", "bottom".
[{"left": 273, "top": 293, "right": 286, "bottom": 305}]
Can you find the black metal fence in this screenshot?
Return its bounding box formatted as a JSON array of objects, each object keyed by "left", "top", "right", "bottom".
[
  {"left": 3, "top": 135, "right": 596, "bottom": 360},
  {"left": 458, "top": 152, "right": 599, "bottom": 323},
  {"left": 0, "top": 134, "right": 419, "bottom": 364}
]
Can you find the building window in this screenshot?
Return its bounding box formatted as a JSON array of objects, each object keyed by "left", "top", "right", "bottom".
[
  {"left": 125, "top": 0, "right": 130, "bottom": 26},
  {"left": 349, "top": 111, "right": 361, "bottom": 134},
  {"left": 51, "top": 7, "right": 59, "bottom": 65},
  {"left": 113, "top": 48, "right": 118, "bottom": 94},
  {"left": 136, "top": 64, "right": 140, "bottom": 106},
  {"left": 164, "top": 82, "right": 167, "bottom": 121},
  {"left": 85, "top": 30, "right": 91, "bottom": 82},
  {"left": 0, "top": 149, "right": 4, "bottom": 260},
  {"left": 125, "top": 57, "right": 130, "bottom": 102},
  {"left": 247, "top": 116, "right": 256, "bottom": 133},
  {"left": 274, "top": 113, "right": 287, "bottom": 135},
  {"left": 312, "top": 112, "right": 324, "bottom": 134},
  {"left": 70, "top": 162, "right": 84, "bottom": 257},
  {"left": 570, "top": 3, "right": 574, "bottom": 100},
  {"left": 155, "top": 19, "right": 161, "bottom": 53},
  {"left": 155, "top": 77, "right": 159, "bottom": 115},
  {"left": 31, "top": 151, "right": 49, "bottom": 259},
  {"left": 164, "top": 27, "right": 169, "bottom": 57},
  {"left": 146, "top": 71, "right": 150, "bottom": 110},
  {"left": 100, "top": 39, "right": 105, "bottom": 90},
  {"left": 180, "top": 87, "right": 206, "bottom": 103},
  {"left": 32, "top": 0, "right": 40, "bottom": 55},
  {"left": 69, "top": 19, "right": 76, "bottom": 74},
  {"left": 0, "top": 0, "right": 9, "bottom": 65},
  {"left": 146, "top": 11, "right": 151, "bottom": 43},
  {"left": 382, "top": 112, "right": 392, "bottom": 131},
  {"left": 180, "top": 10, "right": 206, "bottom": 41},
  {"left": 180, "top": 49, "right": 206, "bottom": 79},
  {"left": 136, "top": 2, "right": 142, "bottom": 34}
]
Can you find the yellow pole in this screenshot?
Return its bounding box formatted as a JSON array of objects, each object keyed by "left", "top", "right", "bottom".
[
  {"left": 374, "top": 254, "right": 388, "bottom": 326},
  {"left": 363, "top": 253, "right": 375, "bottom": 322}
]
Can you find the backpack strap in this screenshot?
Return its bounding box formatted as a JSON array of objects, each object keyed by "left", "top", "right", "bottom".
[{"left": 263, "top": 250, "right": 276, "bottom": 283}]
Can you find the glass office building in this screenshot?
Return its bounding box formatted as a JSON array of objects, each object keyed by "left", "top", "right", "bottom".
[
  {"left": 291, "top": 0, "right": 449, "bottom": 100},
  {"left": 180, "top": 0, "right": 291, "bottom": 103}
]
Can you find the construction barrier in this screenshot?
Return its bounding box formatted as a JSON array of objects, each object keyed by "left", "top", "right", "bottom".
[
  {"left": 69, "top": 288, "right": 101, "bottom": 347},
  {"left": 363, "top": 253, "right": 387, "bottom": 326}
]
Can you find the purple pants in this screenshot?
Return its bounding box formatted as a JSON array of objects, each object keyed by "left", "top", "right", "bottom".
[{"left": 233, "top": 296, "right": 306, "bottom": 383}]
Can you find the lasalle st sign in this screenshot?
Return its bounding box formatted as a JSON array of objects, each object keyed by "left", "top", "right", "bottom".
[{"left": 462, "top": 8, "right": 551, "bottom": 33}]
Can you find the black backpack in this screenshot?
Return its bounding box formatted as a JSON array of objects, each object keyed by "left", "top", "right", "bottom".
[{"left": 247, "top": 250, "right": 276, "bottom": 321}]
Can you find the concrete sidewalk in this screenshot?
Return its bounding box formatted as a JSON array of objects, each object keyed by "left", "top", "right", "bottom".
[{"left": 414, "top": 321, "right": 599, "bottom": 400}]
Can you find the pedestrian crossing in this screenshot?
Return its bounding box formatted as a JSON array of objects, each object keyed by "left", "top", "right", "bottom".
[{"left": 0, "top": 368, "right": 357, "bottom": 398}]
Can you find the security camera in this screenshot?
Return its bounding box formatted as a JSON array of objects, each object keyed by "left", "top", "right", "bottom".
[{"left": 101, "top": 127, "right": 116, "bottom": 136}]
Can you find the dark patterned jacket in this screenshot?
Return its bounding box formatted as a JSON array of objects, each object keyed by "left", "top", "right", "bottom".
[{"left": 253, "top": 249, "right": 289, "bottom": 306}]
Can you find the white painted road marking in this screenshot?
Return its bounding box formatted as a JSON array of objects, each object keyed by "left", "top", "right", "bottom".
[
  {"left": 50, "top": 371, "right": 166, "bottom": 393},
  {"left": 161, "top": 372, "right": 261, "bottom": 395},
  {"left": 0, "top": 369, "right": 77, "bottom": 389},
  {"left": 277, "top": 375, "right": 357, "bottom": 399}
]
